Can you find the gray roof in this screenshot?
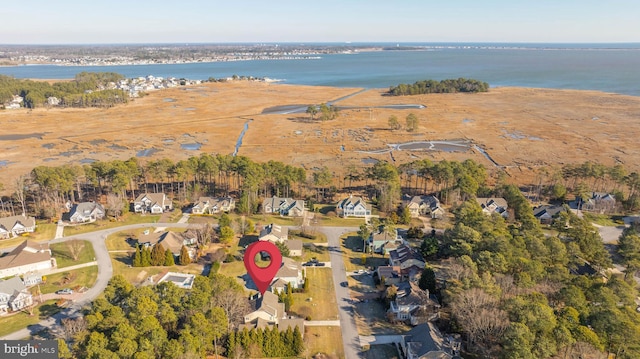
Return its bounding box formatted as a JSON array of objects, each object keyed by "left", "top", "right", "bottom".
[
  {"left": 259, "top": 223, "right": 288, "bottom": 241},
  {"left": 533, "top": 205, "right": 565, "bottom": 218},
  {"left": 337, "top": 195, "right": 372, "bottom": 210},
  {"left": 0, "top": 277, "right": 26, "bottom": 295},
  {"left": 0, "top": 215, "right": 36, "bottom": 232},
  {"left": 135, "top": 193, "right": 171, "bottom": 207},
  {"left": 285, "top": 239, "right": 303, "bottom": 253},
  {"left": 403, "top": 323, "right": 451, "bottom": 359},
  {"left": 262, "top": 196, "right": 305, "bottom": 214},
  {"left": 69, "top": 202, "right": 104, "bottom": 217}
]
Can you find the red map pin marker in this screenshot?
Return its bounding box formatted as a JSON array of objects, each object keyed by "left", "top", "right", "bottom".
[{"left": 244, "top": 241, "right": 282, "bottom": 295}]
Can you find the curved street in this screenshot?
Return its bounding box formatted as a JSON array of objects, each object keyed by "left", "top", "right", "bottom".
[
  {"left": 1, "top": 222, "right": 193, "bottom": 340},
  {"left": 3, "top": 221, "right": 367, "bottom": 359}
]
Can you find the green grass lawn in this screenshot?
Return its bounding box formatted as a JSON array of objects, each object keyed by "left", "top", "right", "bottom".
[
  {"left": 289, "top": 229, "right": 328, "bottom": 243},
  {"left": 300, "top": 244, "right": 330, "bottom": 263},
  {"left": 304, "top": 326, "right": 345, "bottom": 359},
  {"left": 110, "top": 252, "right": 203, "bottom": 284},
  {"left": 0, "top": 222, "right": 58, "bottom": 250},
  {"left": 341, "top": 233, "right": 388, "bottom": 273},
  {"left": 50, "top": 240, "right": 95, "bottom": 268},
  {"left": 290, "top": 267, "right": 338, "bottom": 321},
  {"left": 63, "top": 213, "right": 162, "bottom": 236},
  {"left": 39, "top": 266, "right": 98, "bottom": 294},
  {"left": 583, "top": 213, "right": 626, "bottom": 227},
  {"left": 0, "top": 300, "right": 61, "bottom": 338}
]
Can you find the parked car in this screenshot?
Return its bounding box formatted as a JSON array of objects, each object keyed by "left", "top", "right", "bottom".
[{"left": 56, "top": 289, "right": 73, "bottom": 295}]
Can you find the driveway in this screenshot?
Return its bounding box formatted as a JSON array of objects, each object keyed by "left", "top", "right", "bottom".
[
  {"left": 319, "top": 226, "right": 360, "bottom": 359},
  {"left": 1, "top": 221, "right": 196, "bottom": 340}
]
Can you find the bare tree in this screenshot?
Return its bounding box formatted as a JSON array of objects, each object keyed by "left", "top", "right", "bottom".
[
  {"left": 211, "top": 290, "right": 250, "bottom": 331},
  {"left": 13, "top": 175, "right": 27, "bottom": 215},
  {"left": 66, "top": 239, "right": 85, "bottom": 261},
  {"left": 451, "top": 288, "right": 508, "bottom": 353},
  {"left": 104, "top": 193, "right": 124, "bottom": 218},
  {"left": 61, "top": 316, "right": 87, "bottom": 341}
]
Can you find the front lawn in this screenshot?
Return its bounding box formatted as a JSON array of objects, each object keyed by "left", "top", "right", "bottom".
[
  {"left": 63, "top": 213, "right": 162, "bottom": 236},
  {"left": 50, "top": 240, "right": 95, "bottom": 268},
  {"left": 341, "top": 234, "right": 388, "bottom": 273},
  {"left": 0, "top": 300, "right": 61, "bottom": 338},
  {"left": 0, "top": 222, "right": 58, "bottom": 250},
  {"left": 300, "top": 244, "right": 330, "bottom": 263},
  {"left": 290, "top": 267, "right": 338, "bottom": 321},
  {"left": 38, "top": 266, "right": 98, "bottom": 294},
  {"left": 110, "top": 252, "right": 203, "bottom": 284},
  {"left": 304, "top": 326, "right": 345, "bottom": 359}
]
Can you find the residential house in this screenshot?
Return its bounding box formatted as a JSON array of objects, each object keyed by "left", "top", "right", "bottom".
[
  {"left": 533, "top": 205, "right": 566, "bottom": 225},
  {"left": 403, "top": 195, "right": 445, "bottom": 219},
  {"left": 272, "top": 257, "right": 305, "bottom": 290},
  {"left": 138, "top": 231, "right": 197, "bottom": 260},
  {"left": 0, "top": 215, "right": 36, "bottom": 239},
  {"left": 191, "top": 197, "right": 235, "bottom": 214},
  {"left": 0, "top": 240, "right": 55, "bottom": 278},
  {"left": 368, "top": 227, "right": 404, "bottom": 254},
  {"left": 389, "top": 244, "right": 426, "bottom": 281},
  {"left": 66, "top": 202, "right": 105, "bottom": 223},
  {"left": 476, "top": 197, "right": 508, "bottom": 218},
  {"left": 336, "top": 195, "right": 372, "bottom": 218},
  {"left": 0, "top": 277, "right": 34, "bottom": 314},
  {"left": 582, "top": 192, "right": 617, "bottom": 213},
  {"left": 400, "top": 323, "right": 460, "bottom": 359},
  {"left": 376, "top": 265, "right": 402, "bottom": 286},
  {"left": 285, "top": 239, "right": 303, "bottom": 257},
  {"left": 242, "top": 291, "right": 286, "bottom": 328},
  {"left": 389, "top": 282, "right": 438, "bottom": 325},
  {"left": 262, "top": 196, "right": 306, "bottom": 217},
  {"left": 259, "top": 224, "right": 288, "bottom": 243},
  {"left": 133, "top": 193, "right": 173, "bottom": 214}
]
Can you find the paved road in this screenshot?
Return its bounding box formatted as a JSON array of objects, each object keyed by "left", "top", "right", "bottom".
[
  {"left": 319, "top": 226, "right": 360, "bottom": 359},
  {"left": 1, "top": 222, "right": 196, "bottom": 340}
]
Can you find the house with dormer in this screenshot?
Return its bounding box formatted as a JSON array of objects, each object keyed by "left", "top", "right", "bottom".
[
  {"left": 134, "top": 193, "right": 173, "bottom": 214},
  {"left": 389, "top": 244, "right": 426, "bottom": 280},
  {"left": 388, "top": 282, "right": 438, "bottom": 325},
  {"left": 0, "top": 277, "right": 33, "bottom": 314},
  {"left": 259, "top": 224, "right": 303, "bottom": 257},
  {"left": 368, "top": 227, "right": 404, "bottom": 254},
  {"left": 262, "top": 196, "right": 305, "bottom": 217},
  {"left": 243, "top": 291, "right": 285, "bottom": 328},
  {"left": 0, "top": 215, "right": 36, "bottom": 239},
  {"left": 399, "top": 323, "right": 459, "bottom": 359},
  {"left": 66, "top": 202, "right": 105, "bottom": 223},
  {"left": 0, "top": 240, "right": 56, "bottom": 278},
  {"left": 272, "top": 257, "right": 305, "bottom": 290},
  {"left": 191, "top": 197, "right": 235, "bottom": 214},
  {"left": 476, "top": 197, "right": 508, "bottom": 218},
  {"left": 582, "top": 192, "right": 617, "bottom": 213},
  {"left": 336, "top": 195, "right": 372, "bottom": 218},
  {"left": 403, "top": 195, "right": 445, "bottom": 219},
  {"left": 137, "top": 230, "right": 197, "bottom": 260}
]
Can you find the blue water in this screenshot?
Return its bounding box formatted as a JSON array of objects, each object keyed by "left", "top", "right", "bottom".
[{"left": 1, "top": 43, "right": 640, "bottom": 96}]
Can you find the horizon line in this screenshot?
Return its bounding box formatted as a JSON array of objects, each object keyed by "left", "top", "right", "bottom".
[{"left": 2, "top": 41, "right": 640, "bottom": 46}]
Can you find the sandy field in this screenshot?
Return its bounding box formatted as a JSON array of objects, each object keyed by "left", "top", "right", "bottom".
[{"left": 1, "top": 81, "right": 639, "bottom": 190}]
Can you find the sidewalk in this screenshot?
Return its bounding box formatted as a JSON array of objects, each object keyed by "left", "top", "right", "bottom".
[{"left": 41, "top": 261, "right": 98, "bottom": 276}]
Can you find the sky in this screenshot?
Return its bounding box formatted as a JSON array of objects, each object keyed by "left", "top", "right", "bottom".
[{"left": 2, "top": 0, "right": 639, "bottom": 44}]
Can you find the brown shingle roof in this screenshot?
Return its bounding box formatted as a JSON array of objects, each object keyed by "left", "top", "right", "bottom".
[{"left": 0, "top": 240, "right": 51, "bottom": 269}]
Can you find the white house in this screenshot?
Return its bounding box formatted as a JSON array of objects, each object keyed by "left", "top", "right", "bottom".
[
  {"left": 67, "top": 202, "right": 105, "bottom": 223},
  {"left": 259, "top": 224, "right": 288, "bottom": 243},
  {"left": 0, "top": 215, "right": 36, "bottom": 239},
  {"left": 262, "top": 196, "right": 305, "bottom": 217},
  {"left": 336, "top": 195, "right": 371, "bottom": 218},
  {"left": 0, "top": 240, "right": 55, "bottom": 278},
  {"left": 388, "top": 282, "right": 438, "bottom": 325},
  {"left": 0, "top": 277, "right": 34, "bottom": 314},
  {"left": 272, "top": 257, "right": 304, "bottom": 290},
  {"left": 191, "top": 197, "right": 235, "bottom": 214},
  {"left": 403, "top": 195, "right": 445, "bottom": 219},
  {"left": 476, "top": 197, "right": 508, "bottom": 218},
  {"left": 134, "top": 193, "right": 173, "bottom": 214},
  {"left": 243, "top": 291, "right": 285, "bottom": 327}
]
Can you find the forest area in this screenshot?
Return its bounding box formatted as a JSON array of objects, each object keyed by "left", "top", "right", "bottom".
[
  {"left": 388, "top": 78, "right": 490, "bottom": 95},
  {"left": 0, "top": 72, "right": 128, "bottom": 108},
  {"left": 2, "top": 153, "right": 640, "bottom": 358}
]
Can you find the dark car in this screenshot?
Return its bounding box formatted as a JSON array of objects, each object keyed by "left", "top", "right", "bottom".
[
  {"left": 56, "top": 289, "right": 73, "bottom": 295},
  {"left": 340, "top": 281, "right": 348, "bottom": 287}
]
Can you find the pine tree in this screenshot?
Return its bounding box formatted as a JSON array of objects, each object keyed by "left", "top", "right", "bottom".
[
  {"left": 164, "top": 249, "right": 175, "bottom": 266},
  {"left": 132, "top": 246, "right": 142, "bottom": 267},
  {"left": 151, "top": 243, "right": 166, "bottom": 266},
  {"left": 179, "top": 245, "right": 191, "bottom": 265},
  {"left": 292, "top": 326, "right": 304, "bottom": 355},
  {"left": 141, "top": 247, "right": 152, "bottom": 266},
  {"left": 226, "top": 331, "right": 237, "bottom": 359},
  {"left": 303, "top": 276, "right": 309, "bottom": 293}
]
